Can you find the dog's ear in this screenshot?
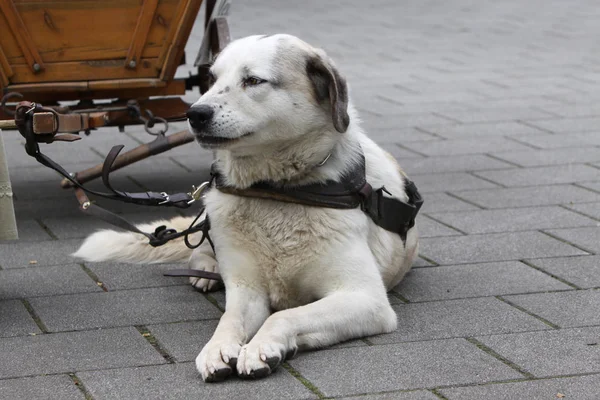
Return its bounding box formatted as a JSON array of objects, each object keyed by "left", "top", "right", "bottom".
[{"left": 306, "top": 52, "right": 350, "bottom": 133}]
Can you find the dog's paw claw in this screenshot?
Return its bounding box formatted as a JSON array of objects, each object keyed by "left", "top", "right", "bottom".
[
  {"left": 196, "top": 341, "right": 241, "bottom": 382},
  {"left": 188, "top": 252, "right": 223, "bottom": 292}
]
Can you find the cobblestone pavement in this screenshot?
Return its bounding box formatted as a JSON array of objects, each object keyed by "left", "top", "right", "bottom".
[{"left": 2, "top": 0, "right": 600, "bottom": 399}]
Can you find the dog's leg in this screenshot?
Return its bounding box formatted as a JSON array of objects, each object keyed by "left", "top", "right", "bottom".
[
  {"left": 187, "top": 243, "right": 223, "bottom": 292},
  {"left": 236, "top": 289, "right": 396, "bottom": 378},
  {"left": 196, "top": 285, "right": 271, "bottom": 382}
]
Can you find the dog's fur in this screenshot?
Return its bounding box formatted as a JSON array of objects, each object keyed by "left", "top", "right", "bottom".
[{"left": 74, "top": 34, "right": 419, "bottom": 382}]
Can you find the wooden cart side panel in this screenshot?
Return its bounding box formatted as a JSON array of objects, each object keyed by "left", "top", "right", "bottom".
[
  {"left": 0, "top": 0, "right": 181, "bottom": 66},
  {"left": 0, "top": 46, "right": 13, "bottom": 87}
]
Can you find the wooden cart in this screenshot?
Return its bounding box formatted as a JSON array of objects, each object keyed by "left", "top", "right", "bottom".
[{"left": 0, "top": 0, "right": 230, "bottom": 186}]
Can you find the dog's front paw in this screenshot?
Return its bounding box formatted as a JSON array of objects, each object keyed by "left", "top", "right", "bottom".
[
  {"left": 188, "top": 251, "right": 223, "bottom": 292},
  {"left": 196, "top": 341, "right": 241, "bottom": 382},
  {"left": 236, "top": 339, "right": 298, "bottom": 379}
]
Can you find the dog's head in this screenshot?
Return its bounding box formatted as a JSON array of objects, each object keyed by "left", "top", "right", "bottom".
[{"left": 187, "top": 34, "right": 350, "bottom": 151}]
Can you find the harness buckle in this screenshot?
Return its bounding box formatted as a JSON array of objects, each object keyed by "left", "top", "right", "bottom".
[
  {"left": 188, "top": 181, "right": 211, "bottom": 204},
  {"left": 158, "top": 192, "right": 170, "bottom": 205}
]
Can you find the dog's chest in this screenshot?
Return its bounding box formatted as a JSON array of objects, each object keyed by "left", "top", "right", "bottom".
[{"left": 205, "top": 191, "right": 359, "bottom": 308}]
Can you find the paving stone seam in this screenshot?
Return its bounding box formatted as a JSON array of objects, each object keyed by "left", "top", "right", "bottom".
[
  {"left": 561, "top": 203, "right": 600, "bottom": 222},
  {"left": 573, "top": 182, "right": 600, "bottom": 195},
  {"left": 429, "top": 388, "right": 450, "bottom": 400},
  {"left": 540, "top": 230, "right": 597, "bottom": 254},
  {"left": 483, "top": 153, "right": 526, "bottom": 168},
  {"left": 519, "top": 259, "right": 582, "bottom": 289},
  {"left": 502, "top": 135, "right": 545, "bottom": 150},
  {"left": 495, "top": 296, "right": 561, "bottom": 329},
  {"left": 412, "top": 126, "right": 447, "bottom": 140},
  {"left": 431, "top": 111, "right": 463, "bottom": 124},
  {"left": 281, "top": 362, "right": 326, "bottom": 400},
  {"left": 33, "top": 218, "right": 58, "bottom": 240},
  {"left": 442, "top": 192, "right": 486, "bottom": 210},
  {"left": 135, "top": 325, "right": 177, "bottom": 364},
  {"left": 393, "top": 287, "right": 577, "bottom": 305},
  {"left": 68, "top": 372, "right": 95, "bottom": 400},
  {"left": 465, "top": 337, "right": 535, "bottom": 379},
  {"left": 393, "top": 143, "right": 430, "bottom": 158},
  {"left": 431, "top": 371, "right": 600, "bottom": 394},
  {"left": 0, "top": 362, "right": 169, "bottom": 382},
  {"left": 78, "top": 263, "right": 108, "bottom": 292},
  {"left": 466, "top": 171, "right": 508, "bottom": 188},
  {"left": 20, "top": 299, "right": 49, "bottom": 334},
  {"left": 420, "top": 214, "right": 468, "bottom": 235},
  {"left": 417, "top": 250, "right": 596, "bottom": 267}
]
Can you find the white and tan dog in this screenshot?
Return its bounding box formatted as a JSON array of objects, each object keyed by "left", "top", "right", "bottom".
[{"left": 74, "top": 34, "right": 419, "bottom": 382}]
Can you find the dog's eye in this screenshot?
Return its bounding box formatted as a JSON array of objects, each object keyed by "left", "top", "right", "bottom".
[{"left": 243, "top": 76, "right": 267, "bottom": 87}]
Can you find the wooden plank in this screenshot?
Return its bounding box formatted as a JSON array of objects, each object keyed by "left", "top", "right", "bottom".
[
  {"left": 0, "top": 0, "right": 45, "bottom": 72},
  {"left": 10, "top": 58, "right": 158, "bottom": 83},
  {"left": 0, "top": 45, "right": 12, "bottom": 87},
  {"left": 159, "top": 0, "right": 203, "bottom": 80},
  {"left": 125, "top": 0, "right": 160, "bottom": 69},
  {"left": 6, "top": 79, "right": 186, "bottom": 102}
]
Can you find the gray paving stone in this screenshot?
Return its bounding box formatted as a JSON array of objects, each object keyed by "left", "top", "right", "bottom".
[
  {"left": 0, "top": 300, "right": 41, "bottom": 337},
  {"left": 492, "top": 147, "right": 600, "bottom": 167},
  {"left": 0, "top": 239, "right": 81, "bottom": 269},
  {"left": 384, "top": 145, "right": 427, "bottom": 161},
  {"left": 418, "top": 121, "right": 545, "bottom": 139},
  {"left": 288, "top": 339, "right": 522, "bottom": 397},
  {"left": 419, "top": 192, "right": 480, "bottom": 213},
  {"left": 402, "top": 137, "right": 533, "bottom": 156},
  {"left": 1, "top": 219, "right": 53, "bottom": 242},
  {"left": 0, "top": 264, "right": 101, "bottom": 300},
  {"left": 504, "top": 289, "right": 600, "bottom": 327},
  {"left": 360, "top": 113, "right": 455, "bottom": 129},
  {"left": 547, "top": 226, "right": 600, "bottom": 253},
  {"left": 417, "top": 216, "right": 462, "bottom": 238},
  {"left": 367, "top": 128, "right": 439, "bottom": 143},
  {"left": 475, "top": 165, "right": 600, "bottom": 187},
  {"left": 527, "top": 255, "right": 600, "bottom": 288},
  {"left": 566, "top": 201, "right": 600, "bottom": 220},
  {"left": 428, "top": 206, "right": 597, "bottom": 234},
  {"left": 477, "top": 327, "right": 600, "bottom": 377},
  {"left": 393, "top": 261, "right": 571, "bottom": 302},
  {"left": 370, "top": 297, "right": 549, "bottom": 344},
  {"left": 512, "top": 132, "right": 600, "bottom": 149},
  {"left": 436, "top": 108, "right": 555, "bottom": 124},
  {"left": 78, "top": 363, "right": 317, "bottom": 400},
  {"left": 0, "top": 375, "right": 84, "bottom": 400},
  {"left": 29, "top": 286, "right": 222, "bottom": 332},
  {"left": 579, "top": 181, "right": 600, "bottom": 193},
  {"left": 421, "top": 231, "right": 586, "bottom": 265},
  {"left": 440, "top": 374, "right": 600, "bottom": 400},
  {"left": 525, "top": 116, "right": 600, "bottom": 133},
  {"left": 453, "top": 185, "right": 600, "bottom": 209},
  {"left": 84, "top": 262, "right": 189, "bottom": 291},
  {"left": 0, "top": 327, "right": 165, "bottom": 379},
  {"left": 403, "top": 154, "right": 513, "bottom": 175},
  {"left": 537, "top": 104, "right": 600, "bottom": 118},
  {"left": 147, "top": 320, "right": 220, "bottom": 362},
  {"left": 411, "top": 172, "right": 499, "bottom": 193},
  {"left": 337, "top": 391, "right": 439, "bottom": 400}
]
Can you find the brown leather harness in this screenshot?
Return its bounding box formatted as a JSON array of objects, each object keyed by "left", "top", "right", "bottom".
[{"left": 14, "top": 100, "right": 423, "bottom": 282}]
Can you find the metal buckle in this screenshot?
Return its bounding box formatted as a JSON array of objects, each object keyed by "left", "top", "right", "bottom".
[
  {"left": 188, "top": 181, "right": 211, "bottom": 204},
  {"left": 159, "top": 192, "right": 170, "bottom": 205}
]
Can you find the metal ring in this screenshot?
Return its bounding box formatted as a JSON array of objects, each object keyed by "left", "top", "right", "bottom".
[
  {"left": 1, "top": 92, "right": 23, "bottom": 117},
  {"left": 144, "top": 116, "right": 168, "bottom": 136}
]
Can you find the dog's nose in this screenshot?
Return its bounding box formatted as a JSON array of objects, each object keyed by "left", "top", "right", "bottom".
[{"left": 186, "top": 105, "right": 214, "bottom": 129}]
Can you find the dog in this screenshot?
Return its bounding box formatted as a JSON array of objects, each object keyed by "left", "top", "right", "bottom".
[{"left": 74, "top": 34, "right": 420, "bottom": 382}]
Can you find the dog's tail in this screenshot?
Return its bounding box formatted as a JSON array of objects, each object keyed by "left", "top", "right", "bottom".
[{"left": 72, "top": 215, "right": 199, "bottom": 264}]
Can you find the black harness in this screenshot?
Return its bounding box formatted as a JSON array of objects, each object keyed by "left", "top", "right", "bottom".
[{"left": 14, "top": 101, "right": 423, "bottom": 282}]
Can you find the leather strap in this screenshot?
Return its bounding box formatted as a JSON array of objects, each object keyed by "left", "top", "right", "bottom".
[{"left": 212, "top": 152, "right": 423, "bottom": 240}]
